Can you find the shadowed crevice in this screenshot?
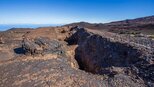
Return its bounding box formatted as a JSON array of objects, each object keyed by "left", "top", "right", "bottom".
[
  {"left": 14, "top": 47, "right": 25, "bottom": 54},
  {"left": 65, "top": 27, "right": 153, "bottom": 86}
]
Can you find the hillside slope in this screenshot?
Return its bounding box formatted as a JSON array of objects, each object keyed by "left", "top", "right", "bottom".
[{"left": 66, "top": 16, "right": 154, "bottom": 35}]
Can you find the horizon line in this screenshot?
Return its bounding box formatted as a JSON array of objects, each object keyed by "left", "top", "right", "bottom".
[{"left": 0, "top": 15, "right": 154, "bottom": 25}]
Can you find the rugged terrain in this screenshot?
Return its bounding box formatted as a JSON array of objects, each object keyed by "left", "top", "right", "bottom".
[
  {"left": 0, "top": 16, "right": 154, "bottom": 87},
  {"left": 0, "top": 26, "right": 153, "bottom": 87},
  {"left": 66, "top": 16, "right": 154, "bottom": 35}
]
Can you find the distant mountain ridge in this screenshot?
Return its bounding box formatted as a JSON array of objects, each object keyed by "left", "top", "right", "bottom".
[
  {"left": 65, "top": 16, "right": 154, "bottom": 35},
  {"left": 66, "top": 15, "right": 154, "bottom": 27},
  {"left": 107, "top": 15, "right": 154, "bottom": 25}
]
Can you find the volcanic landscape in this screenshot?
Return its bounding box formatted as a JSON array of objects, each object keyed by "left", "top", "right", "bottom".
[{"left": 0, "top": 16, "right": 154, "bottom": 87}]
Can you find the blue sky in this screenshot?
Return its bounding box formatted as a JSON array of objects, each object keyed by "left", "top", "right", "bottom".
[{"left": 0, "top": 0, "right": 154, "bottom": 24}]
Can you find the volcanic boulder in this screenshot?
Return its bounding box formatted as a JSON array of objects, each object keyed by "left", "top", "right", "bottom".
[{"left": 22, "top": 37, "right": 64, "bottom": 55}]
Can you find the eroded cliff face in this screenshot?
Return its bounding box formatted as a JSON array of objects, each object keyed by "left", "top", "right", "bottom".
[
  {"left": 67, "top": 28, "right": 140, "bottom": 71},
  {"left": 66, "top": 27, "right": 154, "bottom": 86},
  {"left": 0, "top": 26, "right": 153, "bottom": 87}
]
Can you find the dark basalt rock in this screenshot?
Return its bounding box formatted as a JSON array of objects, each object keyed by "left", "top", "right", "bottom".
[
  {"left": 22, "top": 37, "right": 64, "bottom": 55},
  {"left": 65, "top": 27, "right": 91, "bottom": 45},
  {"left": 66, "top": 27, "right": 154, "bottom": 86}
]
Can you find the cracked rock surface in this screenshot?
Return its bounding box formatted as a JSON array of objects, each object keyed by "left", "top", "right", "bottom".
[{"left": 0, "top": 26, "right": 153, "bottom": 87}]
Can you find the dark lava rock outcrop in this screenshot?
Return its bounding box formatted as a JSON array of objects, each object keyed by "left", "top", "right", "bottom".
[
  {"left": 66, "top": 27, "right": 154, "bottom": 86},
  {"left": 0, "top": 26, "right": 153, "bottom": 87},
  {"left": 22, "top": 37, "right": 63, "bottom": 55}
]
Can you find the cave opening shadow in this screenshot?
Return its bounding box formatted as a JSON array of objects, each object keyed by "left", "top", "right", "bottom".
[{"left": 14, "top": 47, "right": 25, "bottom": 54}]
